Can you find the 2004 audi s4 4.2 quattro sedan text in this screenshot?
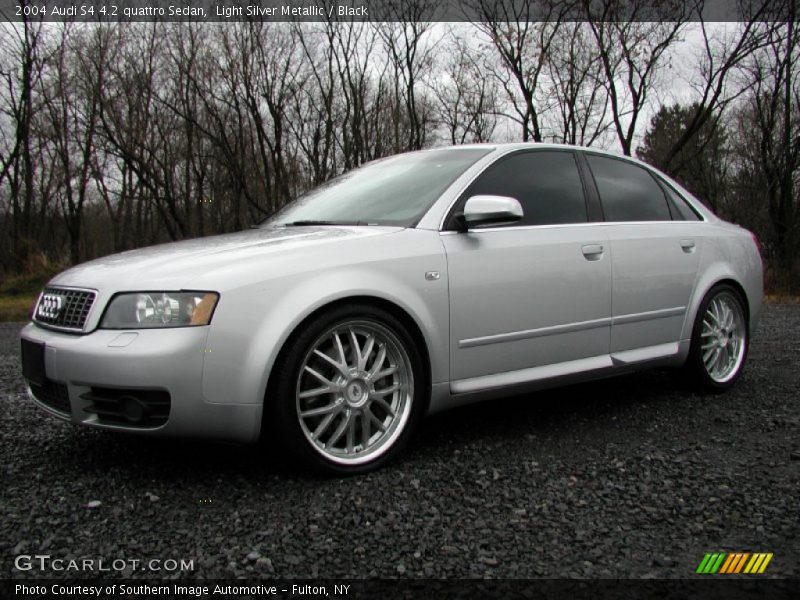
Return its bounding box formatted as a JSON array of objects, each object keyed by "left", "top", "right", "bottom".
[{"left": 20, "top": 144, "right": 763, "bottom": 474}]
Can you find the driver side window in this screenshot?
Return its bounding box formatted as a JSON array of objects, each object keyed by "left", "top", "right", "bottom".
[{"left": 460, "top": 151, "right": 589, "bottom": 228}]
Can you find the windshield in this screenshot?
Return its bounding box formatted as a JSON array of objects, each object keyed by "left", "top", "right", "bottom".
[{"left": 264, "top": 148, "right": 491, "bottom": 228}]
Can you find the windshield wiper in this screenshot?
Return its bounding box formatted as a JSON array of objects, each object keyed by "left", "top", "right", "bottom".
[{"left": 281, "top": 220, "right": 364, "bottom": 227}]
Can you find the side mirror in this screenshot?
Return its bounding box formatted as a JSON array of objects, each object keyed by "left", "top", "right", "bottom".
[{"left": 454, "top": 195, "right": 523, "bottom": 231}]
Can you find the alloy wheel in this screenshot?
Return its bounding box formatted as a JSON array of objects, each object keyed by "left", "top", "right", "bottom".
[
  {"left": 700, "top": 291, "right": 746, "bottom": 383},
  {"left": 295, "top": 320, "right": 413, "bottom": 465}
]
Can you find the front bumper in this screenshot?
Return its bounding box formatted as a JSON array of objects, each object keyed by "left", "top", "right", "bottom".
[{"left": 19, "top": 323, "right": 262, "bottom": 443}]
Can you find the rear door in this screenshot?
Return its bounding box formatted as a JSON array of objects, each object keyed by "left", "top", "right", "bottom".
[
  {"left": 582, "top": 154, "right": 702, "bottom": 359},
  {"left": 441, "top": 150, "right": 612, "bottom": 391}
]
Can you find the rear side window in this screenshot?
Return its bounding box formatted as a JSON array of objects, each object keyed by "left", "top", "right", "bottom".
[
  {"left": 463, "top": 151, "right": 588, "bottom": 227},
  {"left": 662, "top": 182, "right": 702, "bottom": 221},
  {"left": 586, "top": 155, "right": 671, "bottom": 222}
]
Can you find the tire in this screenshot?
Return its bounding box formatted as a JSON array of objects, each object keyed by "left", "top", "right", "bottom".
[
  {"left": 269, "top": 303, "right": 426, "bottom": 475},
  {"left": 683, "top": 284, "right": 749, "bottom": 393}
]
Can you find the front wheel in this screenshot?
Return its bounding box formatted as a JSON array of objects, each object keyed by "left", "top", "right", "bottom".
[
  {"left": 270, "top": 304, "right": 425, "bottom": 475},
  {"left": 683, "top": 284, "right": 749, "bottom": 392}
]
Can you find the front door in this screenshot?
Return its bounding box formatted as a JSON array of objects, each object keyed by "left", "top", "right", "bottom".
[{"left": 441, "top": 150, "right": 612, "bottom": 392}]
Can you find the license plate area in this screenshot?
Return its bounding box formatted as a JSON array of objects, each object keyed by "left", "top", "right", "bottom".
[{"left": 21, "top": 339, "right": 46, "bottom": 386}]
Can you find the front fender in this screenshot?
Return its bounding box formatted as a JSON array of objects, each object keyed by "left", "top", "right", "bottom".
[{"left": 199, "top": 234, "right": 449, "bottom": 412}]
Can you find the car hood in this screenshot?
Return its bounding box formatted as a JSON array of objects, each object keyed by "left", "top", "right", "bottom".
[{"left": 50, "top": 226, "right": 403, "bottom": 291}]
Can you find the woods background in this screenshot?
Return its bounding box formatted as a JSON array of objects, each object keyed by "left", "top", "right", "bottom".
[{"left": 1, "top": 0, "right": 798, "bottom": 298}]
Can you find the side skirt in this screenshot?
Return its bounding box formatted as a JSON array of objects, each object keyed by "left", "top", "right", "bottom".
[{"left": 427, "top": 340, "right": 690, "bottom": 414}]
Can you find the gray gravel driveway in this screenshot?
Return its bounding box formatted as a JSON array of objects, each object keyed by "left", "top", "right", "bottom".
[{"left": 1, "top": 306, "right": 798, "bottom": 579}]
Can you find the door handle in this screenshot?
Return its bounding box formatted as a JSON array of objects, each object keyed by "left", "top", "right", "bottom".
[
  {"left": 680, "top": 239, "right": 696, "bottom": 253},
  {"left": 581, "top": 244, "right": 604, "bottom": 260}
]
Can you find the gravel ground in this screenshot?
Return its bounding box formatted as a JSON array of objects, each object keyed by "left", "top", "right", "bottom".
[{"left": 1, "top": 306, "right": 798, "bottom": 580}]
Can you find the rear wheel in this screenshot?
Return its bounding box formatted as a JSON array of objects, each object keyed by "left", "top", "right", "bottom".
[
  {"left": 684, "top": 284, "right": 749, "bottom": 392},
  {"left": 271, "top": 304, "right": 425, "bottom": 475}
]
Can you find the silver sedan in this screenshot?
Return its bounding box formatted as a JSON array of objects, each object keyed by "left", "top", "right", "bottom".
[{"left": 20, "top": 144, "right": 763, "bottom": 474}]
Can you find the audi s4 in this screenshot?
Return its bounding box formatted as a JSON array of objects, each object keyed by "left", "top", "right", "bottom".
[{"left": 20, "top": 144, "right": 763, "bottom": 474}]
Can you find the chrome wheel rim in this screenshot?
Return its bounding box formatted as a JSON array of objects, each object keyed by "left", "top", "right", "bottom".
[
  {"left": 296, "top": 320, "right": 413, "bottom": 465},
  {"left": 700, "top": 292, "right": 746, "bottom": 383}
]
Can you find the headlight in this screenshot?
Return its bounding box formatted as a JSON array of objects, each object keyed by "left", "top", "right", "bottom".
[{"left": 100, "top": 292, "right": 219, "bottom": 329}]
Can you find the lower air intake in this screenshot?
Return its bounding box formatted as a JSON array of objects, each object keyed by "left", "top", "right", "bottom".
[
  {"left": 30, "top": 380, "right": 71, "bottom": 415},
  {"left": 81, "top": 388, "right": 170, "bottom": 428}
]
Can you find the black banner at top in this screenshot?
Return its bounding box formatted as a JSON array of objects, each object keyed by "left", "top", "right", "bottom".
[{"left": 0, "top": 0, "right": 795, "bottom": 23}]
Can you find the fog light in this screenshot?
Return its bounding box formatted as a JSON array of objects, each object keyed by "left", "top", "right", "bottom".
[{"left": 119, "top": 395, "right": 147, "bottom": 423}]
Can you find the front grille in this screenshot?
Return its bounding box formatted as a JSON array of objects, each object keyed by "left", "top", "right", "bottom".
[
  {"left": 82, "top": 387, "right": 170, "bottom": 428},
  {"left": 34, "top": 287, "right": 96, "bottom": 331},
  {"left": 30, "top": 380, "right": 71, "bottom": 415}
]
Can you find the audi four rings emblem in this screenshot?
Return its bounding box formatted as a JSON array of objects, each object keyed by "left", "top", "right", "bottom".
[{"left": 37, "top": 294, "right": 63, "bottom": 319}]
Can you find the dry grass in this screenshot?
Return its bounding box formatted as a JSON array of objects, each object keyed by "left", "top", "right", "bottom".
[
  {"left": 0, "top": 295, "right": 35, "bottom": 322},
  {"left": 764, "top": 264, "right": 799, "bottom": 299},
  {"left": 0, "top": 268, "right": 55, "bottom": 323},
  {"left": 764, "top": 294, "right": 800, "bottom": 304}
]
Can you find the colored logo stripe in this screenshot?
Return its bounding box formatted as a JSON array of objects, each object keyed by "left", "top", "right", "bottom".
[
  {"left": 696, "top": 553, "right": 726, "bottom": 573},
  {"left": 719, "top": 553, "right": 736, "bottom": 573},
  {"left": 745, "top": 553, "right": 773, "bottom": 574},
  {"left": 696, "top": 554, "right": 712, "bottom": 573},
  {"left": 722, "top": 553, "right": 747, "bottom": 573},
  {"left": 698, "top": 552, "right": 773, "bottom": 574}
]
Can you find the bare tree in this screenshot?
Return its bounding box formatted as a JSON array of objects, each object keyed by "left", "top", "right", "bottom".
[
  {"left": 39, "top": 24, "right": 103, "bottom": 264},
  {"left": 0, "top": 15, "right": 796, "bottom": 290},
  {"left": 658, "top": 1, "right": 781, "bottom": 175},
  {"left": 585, "top": 1, "right": 689, "bottom": 155},
  {"left": 734, "top": 12, "right": 799, "bottom": 269},
  {"left": 290, "top": 21, "right": 340, "bottom": 182},
  {"left": 96, "top": 24, "right": 191, "bottom": 242},
  {"left": 431, "top": 29, "right": 499, "bottom": 144},
  {"left": 330, "top": 21, "right": 388, "bottom": 167},
  {"left": 547, "top": 22, "right": 611, "bottom": 146},
  {"left": 0, "top": 17, "right": 47, "bottom": 270},
  {"left": 473, "top": 0, "right": 569, "bottom": 142},
  {"left": 379, "top": 0, "right": 438, "bottom": 151},
  {"left": 241, "top": 22, "right": 300, "bottom": 213},
  {"left": 165, "top": 22, "right": 214, "bottom": 238}
]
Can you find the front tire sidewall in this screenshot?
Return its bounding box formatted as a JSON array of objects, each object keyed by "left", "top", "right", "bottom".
[
  {"left": 687, "top": 284, "right": 749, "bottom": 393},
  {"left": 271, "top": 304, "right": 426, "bottom": 475}
]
